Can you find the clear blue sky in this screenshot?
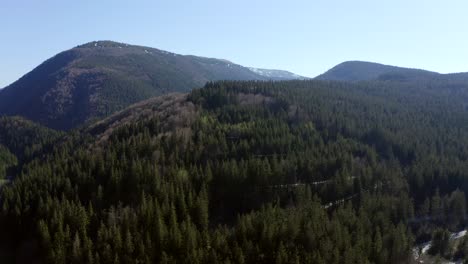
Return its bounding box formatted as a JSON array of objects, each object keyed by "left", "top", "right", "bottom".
[{"left": 1, "top": 0, "right": 468, "bottom": 87}]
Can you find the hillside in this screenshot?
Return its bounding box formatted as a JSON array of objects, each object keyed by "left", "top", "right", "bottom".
[
  {"left": 0, "top": 41, "right": 302, "bottom": 130},
  {"left": 0, "top": 116, "right": 62, "bottom": 158},
  {"left": 86, "top": 93, "right": 197, "bottom": 145},
  {"left": 316, "top": 61, "right": 440, "bottom": 81},
  {"left": 0, "top": 116, "right": 62, "bottom": 179},
  {"left": 3, "top": 78, "right": 468, "bottom": 262}
]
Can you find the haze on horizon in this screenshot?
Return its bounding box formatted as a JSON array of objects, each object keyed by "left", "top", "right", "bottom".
[{"left": 1, "top": 0, "right": 467, "bottom": 88}]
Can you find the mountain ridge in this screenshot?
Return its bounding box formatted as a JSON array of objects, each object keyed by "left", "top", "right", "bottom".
[
  {"left": 315, "top": 60, "right": 468, "bottom": 82},
  {"left": 315, "top": 60, "right": 441, "bottom": 81}
]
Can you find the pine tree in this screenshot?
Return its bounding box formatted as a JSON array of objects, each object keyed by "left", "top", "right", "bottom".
[{"left": 72, "top": 232, "right": 82, "bottom": 263}]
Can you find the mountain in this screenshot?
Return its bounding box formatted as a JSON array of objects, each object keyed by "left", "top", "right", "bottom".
[
  {"left": 0, "top": 41, "right": 302, "bottom": 130},
  {"left": 315, "top": 61, "right": 440, "bottom": 81},
  {"left": 248, "top": 67, "right": 309, "bottom": 80}
]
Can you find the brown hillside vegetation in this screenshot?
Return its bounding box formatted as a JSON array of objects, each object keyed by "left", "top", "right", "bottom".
[{"left": 87, "top": 93, "right": 197, "bottom": 146}]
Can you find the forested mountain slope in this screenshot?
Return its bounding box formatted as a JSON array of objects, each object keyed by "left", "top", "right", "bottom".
[
  {"left": 0, "top": 116, "right": 62, "bottom": 179},
  {"left": 316, "top": 61, "right": 443, "bottom": 81},
  {"left": 0, "top": 41, "right": 303, "bottom": 130},
  {"left": 2, "top": 79, "right": 468, "bottom": 263}
]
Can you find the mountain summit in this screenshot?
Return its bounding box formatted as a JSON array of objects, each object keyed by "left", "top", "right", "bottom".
[{"left": 0, "top": 41, "right": 302, "bottom": 130}]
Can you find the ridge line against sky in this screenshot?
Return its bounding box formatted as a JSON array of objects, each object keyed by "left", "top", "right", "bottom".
[{"left": 1, "top": 0, "right": 468, "bottom": 88}]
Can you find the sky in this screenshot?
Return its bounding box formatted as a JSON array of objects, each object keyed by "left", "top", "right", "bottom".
[{"left": 1, "top": 0, "right": 468, "bottom": 87}]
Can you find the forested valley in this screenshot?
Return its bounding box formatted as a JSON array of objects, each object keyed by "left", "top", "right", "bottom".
[{"left": 2, "top": 78, "right": 468, "bottom": 263}]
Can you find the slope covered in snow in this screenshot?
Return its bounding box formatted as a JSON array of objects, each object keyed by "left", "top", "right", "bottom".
[{"left": 248, "top": 67, "right": 309, "bottom": 80}]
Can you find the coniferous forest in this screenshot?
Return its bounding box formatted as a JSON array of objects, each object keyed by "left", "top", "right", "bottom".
[{"left": 2, "top": 78, "right": 468, "bottom": 263}]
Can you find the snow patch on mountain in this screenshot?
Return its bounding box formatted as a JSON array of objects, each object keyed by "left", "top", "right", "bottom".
[{"left": 248, "top": 67, "right": 308, "bottom": 80}]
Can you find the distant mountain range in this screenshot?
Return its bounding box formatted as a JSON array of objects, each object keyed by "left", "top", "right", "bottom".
[
  {"left": 3, "top": 42, "right": 468, "bottom": 131},
  {"left": 0, "top": 41, "right": 305, "bottom": 130}
]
